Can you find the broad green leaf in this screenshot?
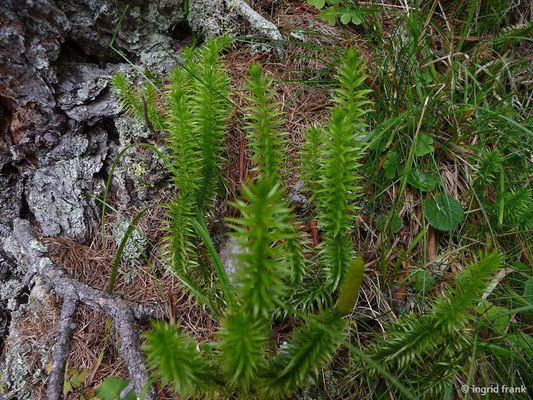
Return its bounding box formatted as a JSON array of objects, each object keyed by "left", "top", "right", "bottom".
[
  {"left": 340, "top": 11, "right": 352, "bottom": 24},
  {"left": 414, "top": 133, "right": 434, "bottom": 157},
  {"left": 351, "top": 13, "right": 362, "bottom": 25},
  {"left": 423, "top": 193, "right": 464, "bottom": 231},
  {"left": 96, "top": 377, "right": 135, "bottom": 400},
  {"left": 349, "top": 10, "right": 363, "bottom": 25},
  {"left": 63, "top": 381, "right": 72, "bottom": 396},
  {"left": 412, "top": 270, "right": 435, "bottom": 293},
  {"left": 320, "top": 7, "right": 340, "bottom": 26},
  {"left": 478, "top": 301, "right": 511, "bottom": 335},
  {"left": 307, "top": 0, "right": 326, "bottom": 8},
  {"left": 71, "top": 369, "right": 89, "bottom": 387},
  {"left": 524, "top": 277, "right": 533, "bottom": 305},
  {"left": 339, "top": 8, "right": 363, "bottom": 25},
  {"left": 407, "top": 169, "right": 437, "bottom": 191},
  {"left": 63, "top": 368, "right": 89, "bottom": 396},
  {"left": 383, "top": 151, "right": 401, "bottom": 180},
  {"left": 376, "top": 214, "right": 402, "bottom": 233}
]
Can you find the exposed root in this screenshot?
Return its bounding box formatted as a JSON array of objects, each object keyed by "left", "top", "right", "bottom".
[
  {"left": 47, "top": 297, "right": 78, "bottom": 400},
  {"left": 13, "top": 219, "right": 159, "bottom": 400}
]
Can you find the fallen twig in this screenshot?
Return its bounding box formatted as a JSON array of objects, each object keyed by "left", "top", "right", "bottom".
[
  {"left": 226, "top": 0, "right": 285, "bottom": 58},
  {"left": 47, "top": 297, "right": 78, "bottom": 400}
]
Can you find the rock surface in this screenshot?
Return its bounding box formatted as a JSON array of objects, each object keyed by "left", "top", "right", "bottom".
[
  {"left": 0, "top": 0, "right": 186, "bottom": 246},
  {"left": 0, "top": 0, "right": 184, "bottom": 397}
]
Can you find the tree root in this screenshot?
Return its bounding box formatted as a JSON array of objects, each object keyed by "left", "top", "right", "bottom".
[
  {"left": 47, "top": 297, "right": 78, "bottom": 400},
  {"left": 13, "top": 218, "right": 161, "bottom": 400},
  {"left": 226, "top": 0, "right": 285, "bottom": 58}
]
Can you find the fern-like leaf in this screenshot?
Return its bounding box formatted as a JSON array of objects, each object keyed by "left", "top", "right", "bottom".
[
  {"left": 217, "top": 311, "right": 268, "bottom": 392},
  {"left": 474, "top": 149, "right": 503, "bottom": 187},
  {"left": 227, "top": 179, "right": 293, "bottom": 319},
  {"left": 332, "top": 48, "right": 372, "bottom": 131},
  {"left": 314, "top": 50, "right": 371, "bottom": 290},
  {"left": 261, "top": 310, "right": 346, "bottom": 398},
  {"left": 366, "top": 251, "right": 503, "bottom": 371},
  {"left": 187, "top": 38, "right": 232, "bottom": 211},
  {"left": 219, "top": 179, "right": 295, "bottom": 392},
  {"left": 143, "top": 80, "right": 166, "bottom": 131},
  {"left": 163, "top": 66, "right": 202, "bottom": 274},
  {"left": 281, "top": 221, "right": 307, "bottom": 283},
  {"left": 245, "top": 63, "right": 287, "bottom": 182},
  {"left": 144, "top": 322, "right": 220, "bottom": 398},
  {"left": 316, "top": 108, "right": 361, "bottom": 289},
  {"left": 111, "top": 71, "right": 143, "bottom": 117}
]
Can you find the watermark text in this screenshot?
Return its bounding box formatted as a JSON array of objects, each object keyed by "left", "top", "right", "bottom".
[{"left": 461, "top": 384, "right": 528, "bottom": 396}]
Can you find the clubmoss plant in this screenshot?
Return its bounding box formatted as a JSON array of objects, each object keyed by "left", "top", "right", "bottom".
[
  {"left": 351, "top": 251, "right": 504, "bottom": 398},
  {"left": 113, "top": 40, "right": 371, "bottom": 398}
]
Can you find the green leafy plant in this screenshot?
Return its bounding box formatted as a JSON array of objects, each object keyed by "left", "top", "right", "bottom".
[
  {"left": 314, "top": 48, "right": 372, "bottom": 290},
  {"left": 94, "top": 377, "right": 136, "bottom": 400},
  {"left": 423, "top": 193, "right": 465, "bottom": 232},
  {"left": 383, "top": 150, "right": 401, "bottom": 180},
  {"left": 407, "top": 169, "right": 438, "bottom": 192},
  {"left": 307, "top": 0, "right": 375, "bottom": 26},
  {"left": 112, "top": 38, "right": 233, "bottom": 305},
  {"left": 113, "top": 42, "right": 371, "bottom": 398},
  {"left": 62, "top": 367, "right": 89, "bottom": 398},
  {"left": 414, "top": 133, "right": 434, "bottom": 157},
  {"left": 110, "top": 2, "right": 533, "bottom": 396},
  {"left": 358, "top": 251, "right": 504, "bottom": 397}
]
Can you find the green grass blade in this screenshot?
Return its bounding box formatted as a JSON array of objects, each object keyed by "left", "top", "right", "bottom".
[{"left": 191, "top": 214, "right": 235, "bottom": 309}]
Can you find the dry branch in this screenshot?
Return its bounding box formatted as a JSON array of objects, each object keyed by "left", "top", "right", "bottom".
[
  {"left": 47, "top": 297, "right": 79, "bottom": 400},
  {"left": 13, "top": 218, "right": 159, "bottom": 400},
  {"left": 226, "top": 0, "right": 285, "bottom": 58}
]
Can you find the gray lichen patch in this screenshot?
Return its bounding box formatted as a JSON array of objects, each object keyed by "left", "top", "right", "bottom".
[
  {"left": 1, "top": 280, "right": 58, "bottom": 400},
  {"left": 112, "top": 218, "right": 148, "bottom": 283},
  {"left": 114, "top": 115, "right": 152, "bottom": 141},
  {"left": 55, "top": 0, "right": 185, "bottom": 59},
  {"left": 25, "top": 156, "right": 105, "bottom": 242},
  {"left": 56, "top": 62, "right": 125, "bottom": 124},
  {"left": 25, "top": 124, "right": 109, "bottom": 242},
  {"left": 188, "top": 0, "right": 240, "bottom": 39},
  {"left": 0, "top": 174, "right": 23, "bottom": 238},
  {"left": 110, "top": 118, "right": 172, "bottom": 206}
]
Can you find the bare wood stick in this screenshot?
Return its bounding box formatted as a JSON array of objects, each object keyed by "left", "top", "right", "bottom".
[
  {"left": 46, "top": 297, "right": 78, "bottom": 400},
  {"left": 13, "top": 218, "right": 158, "bottom": 400},
  {"left": 225, "top": 0, "right": 285, "bottom": 58},
  {"left": 120, "top": 382, "right": 135, "bottom": 400}
]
